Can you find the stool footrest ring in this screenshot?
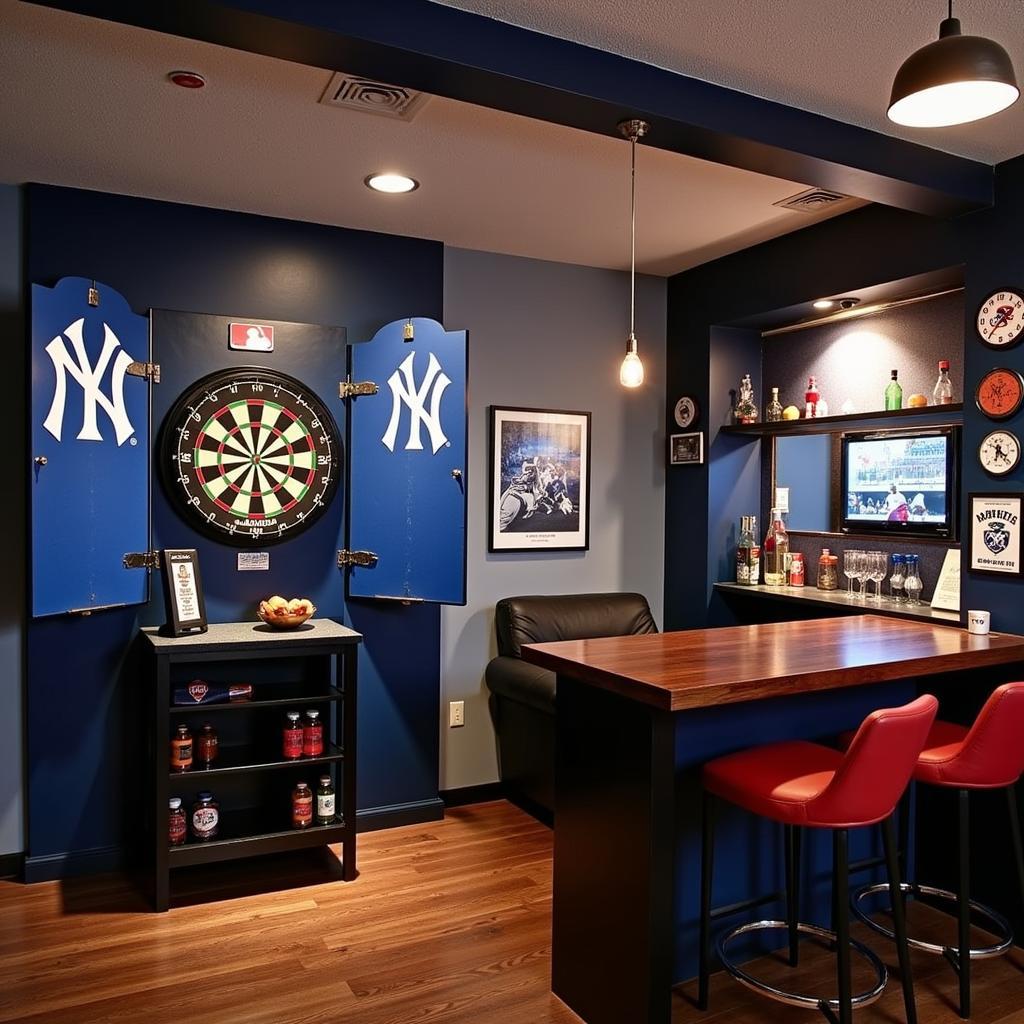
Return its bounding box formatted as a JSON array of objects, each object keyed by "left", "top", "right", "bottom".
[
  {"left": 716, "top": 919, "right": 888, "bottom": 1013},
  {"left": 851, "top": 882, "right": 1013, "bottom": 959}
]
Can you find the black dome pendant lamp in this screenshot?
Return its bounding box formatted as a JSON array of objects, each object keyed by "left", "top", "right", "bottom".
[{"left": 888, "top": 0, "right": 1018, "bottom": 127}]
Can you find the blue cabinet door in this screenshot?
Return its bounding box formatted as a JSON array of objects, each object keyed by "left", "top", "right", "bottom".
[
  {"left": 348, "top": 318, "right": 467, "bottom": 604},
  {"left": 30, "top": 278, "right": 150, "bottom": 616}
]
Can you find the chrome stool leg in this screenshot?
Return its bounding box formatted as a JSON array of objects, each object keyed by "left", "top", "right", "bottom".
[{"left": 785, "top": 825, "right": 802, "bottom": 967}]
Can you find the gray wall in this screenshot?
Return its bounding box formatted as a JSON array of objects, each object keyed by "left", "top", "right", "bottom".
[
  {"left": 0, "top": 184, "right": 24, "bottom": 857},
  {"left": 441, "top": 247, "right": 666, "bottom": 791}
]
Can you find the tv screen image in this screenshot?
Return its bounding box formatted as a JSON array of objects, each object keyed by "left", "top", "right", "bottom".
[{"left": 844, "top": 434, "right": 950, "bottom": 528}]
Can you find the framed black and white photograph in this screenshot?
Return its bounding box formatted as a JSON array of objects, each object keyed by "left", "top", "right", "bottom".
[
  {"left": 489, "top": 406, "right": 591, "bottom": 552},
  {"left": 669, "top": 432, "right": 704, "bottom": 466},
  {"left": 160, "top": 548, "right": 209, "bottom": 636},
  {"left": 968, "top": 493, "right": 1023, "bottom": 576}
]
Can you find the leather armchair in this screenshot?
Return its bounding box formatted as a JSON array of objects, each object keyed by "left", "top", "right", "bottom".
[{"left": 485, "top": 592, "right": 658, "bottom": 822}]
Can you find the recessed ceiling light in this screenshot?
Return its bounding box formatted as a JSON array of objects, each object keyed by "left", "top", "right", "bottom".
[
  {"left": 168, "top": 70, "right": 206, "bottom": 89},
  {"left": 813, "top": 299, "right": 835, "bottom": 310},
  {"left": 364, "top": 173, "right": 419, "bottom": 194}
]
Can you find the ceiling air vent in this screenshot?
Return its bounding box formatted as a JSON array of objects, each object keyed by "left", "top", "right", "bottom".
[
  {"left": 319, "top": 72, "right": 429, "bottom": 120},
  {"left": 773, "top": 187, "right": 852, "bottom": 212}
]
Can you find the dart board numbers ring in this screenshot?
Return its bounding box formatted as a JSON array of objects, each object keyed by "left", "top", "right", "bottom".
[
  {"left": 977, "top": 289, "right": 1024, "bottom": 349},
  {"left": 160, "top": 367, "right": 342, "bottom": 546}
]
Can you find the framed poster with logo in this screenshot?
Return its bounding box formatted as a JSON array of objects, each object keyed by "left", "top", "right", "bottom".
[{"left": 968, "top": 493, "right": 1023, "bottom": 576}]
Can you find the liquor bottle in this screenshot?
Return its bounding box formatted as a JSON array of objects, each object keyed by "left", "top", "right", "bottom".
[
  {"left": 884, "top": 370, "right": 903, "bottom": 411},
  {"left": 804, "top": 377, "right": 820, "bottom": 418},
  {"left": 735, "top": 515, "right": 760, "bottom": 586},
  {"left": 933, "top": 360, "right": 953, "bottom": 405},
  {"left": 904, "top": 555, "right": 922, "bottom": 605},
  {"left": 890, "top": 554, "right": 906, "bottom": 602},
  {"left": 762, "top": 509, "right": 789, "bottom": 586},
  {"left": 766, "top": 388, "right": 783, "bottom": 422},
  {"left": 316, "top": 775, "right": 336, "bottom": 826}
]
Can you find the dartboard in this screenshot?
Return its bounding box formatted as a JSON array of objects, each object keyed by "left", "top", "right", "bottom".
[{"left": 160, "top": 367, "right": 341, "bottom": 545}]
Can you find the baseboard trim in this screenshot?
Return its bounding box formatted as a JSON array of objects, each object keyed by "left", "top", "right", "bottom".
[
  {"left": 0, "top": 852, "right": 24, "bottom": 880},
  {"left": 355, "top": 798, "right": 445, "bottom": 833},
  {"left": 440, "top": 782, "right": 504, "bottom": 808},
  {"left": 24, "top": 844, "right": 124, "bottom": 883}
]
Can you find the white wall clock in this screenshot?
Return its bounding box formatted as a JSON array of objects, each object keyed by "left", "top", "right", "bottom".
[
  {"left": 673, "top": 395, "right": 700, "bottom": 429},
  {"left": 979, "top": 428, "right": 1021, "bottom": 477},
  {"left": 977, "top": 289, "right": 1024, "bottom": 348}
]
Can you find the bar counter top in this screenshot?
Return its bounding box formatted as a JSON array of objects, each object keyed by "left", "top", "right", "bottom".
[{"left": 521, "top": 615, "right": 1024, "bottom": 712}]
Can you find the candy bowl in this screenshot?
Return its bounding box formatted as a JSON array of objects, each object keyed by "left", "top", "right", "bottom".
[{"left": 257, "top": 596, "right": 316, "bottom": 629}]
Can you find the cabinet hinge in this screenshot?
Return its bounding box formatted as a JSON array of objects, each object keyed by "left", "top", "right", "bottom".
[
  {"left": 339, "top": 379, "right": 378, "bottom": 399},
  {"left": 337, "top": 549, "right": 378, "bottom": 569},
  {"left": 123, "top": 550, "right": 161, "bottom": 570},
  {"left": 127, "top": 361, "right": 161, "bottom": 384}
]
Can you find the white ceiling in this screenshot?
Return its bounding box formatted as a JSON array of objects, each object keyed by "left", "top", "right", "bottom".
[
  {"left": 0, "top": 0, "right": 867, "bottom": 276},
  {"left": 436, "top": 0, "right": 1024, "bottom": 164}
]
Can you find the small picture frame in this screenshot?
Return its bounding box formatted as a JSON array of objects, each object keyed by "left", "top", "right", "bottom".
[
  {"left": 161, "top": 548, "right": 209, "bottom": 636},
  {"left": 669, "top": 432, "right": 704, "bottom": 466},
  {"left": 967, "top": 493, "right": 1023, "bottom": 576}
]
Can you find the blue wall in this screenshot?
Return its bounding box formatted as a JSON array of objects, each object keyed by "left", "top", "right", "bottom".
[{"left": 24, "top": 185, "right": 445, "bottom": 877}]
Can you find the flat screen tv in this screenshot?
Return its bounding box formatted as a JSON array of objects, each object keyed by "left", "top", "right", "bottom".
[{"left": 840, "top": 427, "right": 958, "bottom": 539}]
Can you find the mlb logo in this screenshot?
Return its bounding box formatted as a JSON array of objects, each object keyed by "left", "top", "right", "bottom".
[{"left": 229, "top": 322, "right": 274, "bottom": 352}]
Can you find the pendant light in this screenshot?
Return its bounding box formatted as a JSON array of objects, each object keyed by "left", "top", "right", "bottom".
[
  {"left": 888, "top": 0, "right": 1018, "bottom": 127},
  {"left": 618, "top": 118, "right": 649, "bottom": 389}
]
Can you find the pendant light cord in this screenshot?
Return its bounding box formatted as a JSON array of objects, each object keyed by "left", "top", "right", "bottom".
[{"left": 629, "top": 130, "right": 636, "bottom": 339}]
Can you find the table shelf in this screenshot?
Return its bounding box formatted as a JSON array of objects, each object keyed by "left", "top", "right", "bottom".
[
  {"left": 720, "top": 403, "right": 962, "bottom": 437},
  {"left": 168, "top": 742, "right": 345, "bottom": 780},
  {"left": 170, "top": 685, "right": 344, "bottom": 715}
]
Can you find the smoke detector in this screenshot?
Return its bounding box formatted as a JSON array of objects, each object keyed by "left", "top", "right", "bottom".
[
  {"left": 773, "top": 187, "right": 853, "bottom": 213},
  {"left": 320, "top": 72, "right": 429, "bottom": 121}
]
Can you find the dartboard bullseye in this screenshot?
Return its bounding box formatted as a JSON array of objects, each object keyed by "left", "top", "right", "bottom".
[{"left": 160, "top": 367, "right": 341, "bottom": 545}]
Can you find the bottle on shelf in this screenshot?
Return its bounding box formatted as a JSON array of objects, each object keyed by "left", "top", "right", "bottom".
[
  {"left": 789, "top": 552, "right": 806, "bottom": 587},
  {"left": 168, "top": 797, "right": 187, "bottom": 846},
  {"left": 735, "top": 374, "right": 758, "bottom": 424},
  {"left": 197, "top": 723, "right": 218, "bottom": 766},
  {"left": 292, "top": 781, "right": 313, "bottom": 829},
  {"left": 804, "top": 376, "right": 821, "bottom": 418},
  {"left": 817, "top": 548, "right": 839, "bottom": 590},
  {"left": 283, "top": 711, "right": 303, "bottom": 761},
  {"left": 762, "top": 509, "right": 790, "bottom": 586},
  {"left": 933, "top": 360, "right": 954, "bottom": 405},
  {"left": 191, "top": 791, "right": 220, "bottom": 841},
  {"left": 766, "top": 388, "right": 784, "bottom": 422},
  {"left": 316, "top": 775, "right": 336, "bottom": 826},
  {"left": 890, "top": 554, "right": 906, "bottom": 602},
  {"left": 303, "top": 710, "right": 324, "bottom": 758},
  {"left": 884, "top": 369, "right": 903, "bottom": 411},
  {"left": 170, "top": 725, "right": 192, "bottom": 773},
  {"left": 735, "top": 515, "right": 760, "bottom": 586},
  {"left": 904, "top": 555, "right": 922, "bottom": 605}
]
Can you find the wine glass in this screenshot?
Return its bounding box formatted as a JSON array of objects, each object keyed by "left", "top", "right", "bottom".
[
  {"left": 855, "top": 551, "right": 871, "bottom": 599},
  {"left": 870, "top": 551, "right": 887, "bottom": 599},
  {"left": 843, "top": 549, "right": 859, "bottom": 597}
]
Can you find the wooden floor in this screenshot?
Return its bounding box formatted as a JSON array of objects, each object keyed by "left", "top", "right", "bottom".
[{"left": 1, "top": 799, "right": 1023, "bottom": 1023}]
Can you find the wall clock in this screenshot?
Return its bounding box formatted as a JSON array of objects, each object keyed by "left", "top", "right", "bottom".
[
  {"left": 976, "top": 368, "right": 1024, "bottom": 421},
  {"left": 160, "top": 367, "right": 341, "bottom": 545},
  {"left": 979, "top": 429, "right": 1021, "bottom": 477},
  {"left": 673, "top": 395, "right": 700, "bottom": 430},
  {"left": 977, "top": 289, "right": 1024, "bottom": 348}
]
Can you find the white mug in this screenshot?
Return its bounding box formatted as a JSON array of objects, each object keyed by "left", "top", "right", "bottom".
[{"left": 968, "top": 610, "right": 991, "bottom": 636}]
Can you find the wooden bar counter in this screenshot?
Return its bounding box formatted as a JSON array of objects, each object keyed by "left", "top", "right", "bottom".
[{"left": 522, "top": 616, "right": 1024, "bottom": 1024}]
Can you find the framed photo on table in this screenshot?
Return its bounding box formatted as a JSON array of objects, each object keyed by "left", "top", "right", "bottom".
[
  {"left": 161, "top": 548, "right": 209, "bottom": 636},
  {"left": 967, "top": 493, "right": 1023, "bottom": 576},
  {"left": 489, "top": 406, "right": 591, "bottom": 552}
]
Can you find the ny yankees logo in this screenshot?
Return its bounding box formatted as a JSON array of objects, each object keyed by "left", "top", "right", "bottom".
[
  {"left": 381, "top": 350, "right": 451, "bottom": 454},
  {"left": 43, "top": 317, "right": 135, "bottom": 446}
]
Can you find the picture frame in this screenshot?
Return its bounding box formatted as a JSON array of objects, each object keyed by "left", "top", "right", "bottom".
[
  {"left": 967, "top": 493, "right": 1023, "bottom": 576},
  {"left": 669, "top": 432, "right": 704, "bottom": 466},
  {"left": 160, "top": 548, "right": 209, "bottom": 636},
  {"left": 489, "top": 406, "right": 591, "bottom": 553}
]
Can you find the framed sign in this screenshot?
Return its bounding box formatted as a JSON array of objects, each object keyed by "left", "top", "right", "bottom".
[
  {"left": 669, "top": 432, "right": 704, "bottom": 466},
  {"left": 968, "top": 493, "right": 1023, "bottom": 576},
  {"left": 161, "top": 548, "right": 209, "bottom": 636},
  {"left": 489, "top": 406, "right": 591, "bottom": 552}
]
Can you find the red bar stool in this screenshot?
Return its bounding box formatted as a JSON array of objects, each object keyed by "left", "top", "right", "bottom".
[
  {"left": 698, "top": 694, "right": 938, "bottom": 1024},
  {"left": 850, "top": 682, "right": 1024, "bottom": 1019}
]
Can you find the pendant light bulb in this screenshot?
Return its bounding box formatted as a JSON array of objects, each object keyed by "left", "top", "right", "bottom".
[
  {"left": 887, "top": 3, "right": 1018, "bottom": 127},
  {"left": 617, "top": 119, "right": 649, "bottom": 390}
]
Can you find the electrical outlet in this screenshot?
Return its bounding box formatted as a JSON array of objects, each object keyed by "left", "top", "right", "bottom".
[{"left": 448, "top": 700, "right": 465, "bottom": 728}]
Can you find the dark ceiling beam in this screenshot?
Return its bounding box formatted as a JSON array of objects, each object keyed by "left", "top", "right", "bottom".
[{"left": 26, "top": 0, "right": 993, "bottom": 216}]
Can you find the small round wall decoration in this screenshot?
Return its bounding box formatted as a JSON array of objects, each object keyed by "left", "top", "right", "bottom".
[
  {"left": 976, "top": 368, "right": 1024, "bottom": 421},
  {"left": 979, "top": 429, "right": 1021, "bottom": 477},
  {"left": 977, "top": 289, "right": 1024, "bottom": 348},
  {"left": 160, "top": 367, "right": 341, "bottom": 545},
  {"left": 673, "top": 395, "right": 700, "bottom": 430}
]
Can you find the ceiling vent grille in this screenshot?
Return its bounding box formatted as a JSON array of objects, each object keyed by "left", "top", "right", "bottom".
[
  {"left": 773, "top": 187, "right": 852, "bottom": 212},
  {"left": 319, "top": 72, "right": 429, "bottom": 120}
]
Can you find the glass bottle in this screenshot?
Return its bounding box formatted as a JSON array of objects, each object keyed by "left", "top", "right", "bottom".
[
  {"left": 283, "top": 711, "right": 303, "bottom": 761},
  {"left": 766, "top": 387, "right": 784, "bottom": 422},
  {"left": 168, "top": 797, "right": 187, "bottom": 846},
  {"left": 933, "top": 360, "right": 953, "bottom": 405},
  {"left": 191, "top": 791, "right": 220, "bottom": 841},
  {"left": 197, "top": 723, "right": 218, "bottom": 766},
  {"left": 735, "top": 374, "right": 758, "bottom": 423},
  {"left": 735, "top": 515, "right": 760, "bottom": 586},
  {"left": 303, "top": 709, "right": 324, "bottom": 758},
  {"left": 762, "top": 509, "right": 790, "bottom": 586},
  {"left": 170, "top": 724, "right": 192, "bottom": 772},
  {"left": 884, "top": 369, "right": 903, "bottom": 411},
  {"left": 817, "top": 549, "right": 838, "bottom": 590},
  {"left": 789, "top": 552, "right": 805, "bottom": 587},
  {"left": 316, "top": 774, "right": 336, "bottom": 826},
  {"left": 890, "top": 554, "right": 906, "bottom": 602},
  {"left": 904, "top": 555, "right": 922, "bottom": 605},
  {"left": 292, "top": 781, "right": 313, "bottom": 829},
  {"left": 804, "top": 376, "right": 820, "bottom": 418}
]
